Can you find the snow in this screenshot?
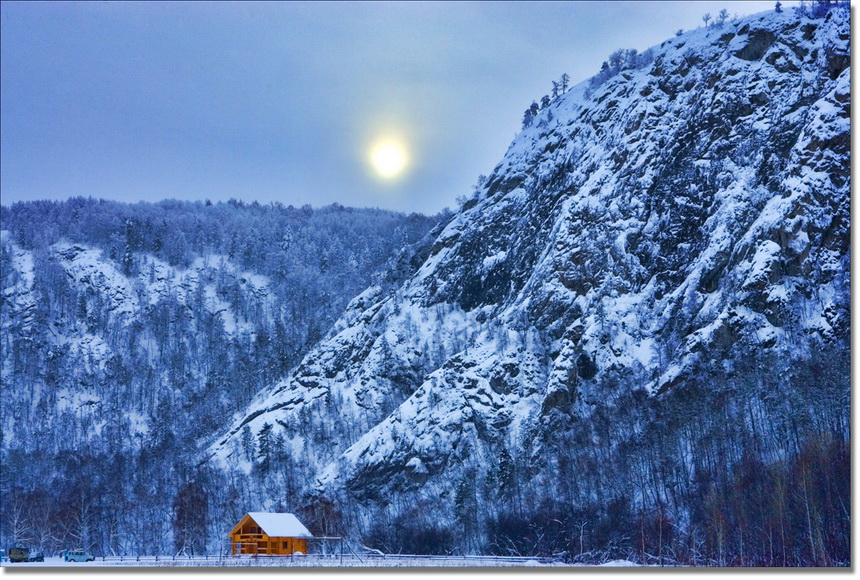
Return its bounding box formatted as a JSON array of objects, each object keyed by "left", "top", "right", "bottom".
[
  {"left": 54, "top": 242, "right": 141, "bottom": 319},
  {"left": 2, "top": 234, "right": 38, "bottom": 330},
  {"left": 136, "top": 253, "right": 276, "bottom": 338},
  {"left": 241, "top": 512, "right": 313, "bottom": 538},
  {"left": 597, "top": 560, "right": 639, "bottom": 567},
  {"left": 0, "top": 6, "right": 846, "bottom": 568},
  {"left": 2, "top": 554, "right": 576, "bottom": 567},
  {"left": 748, "top": 241, "right": 781, "bottom": 280},
  {"left": 9, "top": 241, "right": 35, "bottom": 289},
  {"left": 206, "top": 5, "right": 849, "bottom": 530},
  {"left": 481, "top": 250, "right": 507, "bottom": 271},
  {"left": 405, "top": 456, "right": 428, "bottom": 475}
]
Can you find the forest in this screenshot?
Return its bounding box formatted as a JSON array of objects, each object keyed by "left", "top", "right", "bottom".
[
  {"left": 0, "top": 197, "right": 445, "bottom": 557},
  {"left": 1, "top": 198, "right": 848, "bottom": 565}
]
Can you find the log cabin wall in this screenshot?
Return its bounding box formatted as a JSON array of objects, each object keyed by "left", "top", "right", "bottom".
[{"left": 229, "top": 514, "right": 310, "bottom": 555}]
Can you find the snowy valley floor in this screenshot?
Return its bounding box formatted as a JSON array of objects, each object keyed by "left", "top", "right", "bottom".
[{"left": 3, "top": 555, "right": 640, "bottom": 568}]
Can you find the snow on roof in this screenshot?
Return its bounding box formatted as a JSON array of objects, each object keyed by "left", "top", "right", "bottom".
[{"left": 246, "top": 512, "right": 313, "bottom": 538}]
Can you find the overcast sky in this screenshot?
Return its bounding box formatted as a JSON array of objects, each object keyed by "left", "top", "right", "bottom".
[{"left": 2, "top": 1, "right": 785, "bottom": 214}]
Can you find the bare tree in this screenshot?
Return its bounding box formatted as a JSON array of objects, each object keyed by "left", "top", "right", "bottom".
[{"left": 5, "top": 496, "right": 33, "bottom": 548}]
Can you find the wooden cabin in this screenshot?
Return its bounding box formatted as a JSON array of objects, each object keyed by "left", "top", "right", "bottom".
[{"left": 228, "top": 512, "right": 313, "bottom": 556}]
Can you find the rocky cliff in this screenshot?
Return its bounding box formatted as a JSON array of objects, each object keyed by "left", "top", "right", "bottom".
[{"left": 210, "top": 7, "right": 849, "bottom": 561}]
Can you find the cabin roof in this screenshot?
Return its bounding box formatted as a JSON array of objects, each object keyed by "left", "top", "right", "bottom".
[{"left": 230, "top": 512, "right": 313, "bottom": 538}]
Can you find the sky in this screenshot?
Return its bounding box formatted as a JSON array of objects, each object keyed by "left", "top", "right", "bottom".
[{"left": 2, "top": 1, "right": 785, "bottom": 215}]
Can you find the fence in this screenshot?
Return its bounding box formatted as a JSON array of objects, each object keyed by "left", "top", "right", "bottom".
[{"left": 88, "top": 553, "right": 558, "bottom": 567}]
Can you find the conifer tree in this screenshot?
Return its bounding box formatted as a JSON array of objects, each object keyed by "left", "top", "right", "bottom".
[{"left": 257, "top": 422, "right": 273, "bottom": 472}]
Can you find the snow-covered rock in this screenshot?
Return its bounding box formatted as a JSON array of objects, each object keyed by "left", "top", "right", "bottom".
[{"left": 209, "top": 7, "right": 849, "bottom": 534}]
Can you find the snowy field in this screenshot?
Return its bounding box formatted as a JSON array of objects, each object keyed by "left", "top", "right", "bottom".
[{"left": 3, "top": 555, "right": 638, "bottom": 568}]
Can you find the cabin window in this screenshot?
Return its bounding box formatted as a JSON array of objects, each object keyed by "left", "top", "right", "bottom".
[{"left": 283, "top": 541, "right": 289, "bottom": 549}]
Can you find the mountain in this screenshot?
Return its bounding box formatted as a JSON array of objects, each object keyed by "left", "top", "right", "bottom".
[
  {"left": 0, "top": 5, "right": 849, "bottom": 566},
  {"left": 208, "top": 7, "right": 850, "bottom": 563},
  {"left": 0, "top": 199, "right": 441, "bottom": 555}
]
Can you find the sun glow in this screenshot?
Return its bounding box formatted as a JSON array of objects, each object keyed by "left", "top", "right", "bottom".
[{"left": 368, "top": 138, "right": 409, "bottom": 179}]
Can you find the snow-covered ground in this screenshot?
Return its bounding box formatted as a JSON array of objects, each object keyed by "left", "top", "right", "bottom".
[
  {"left": 2, "top": 556, "right": 646, "bottom": 580},
  {"left": 2, "top": 554, "right": 637, "bottom": 567}
]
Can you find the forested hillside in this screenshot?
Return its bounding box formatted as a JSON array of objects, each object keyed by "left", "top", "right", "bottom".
[
  {"left": 0, "top": 3, "right": 850, "bottom": 567},
  {"left": 0, "top": 198, "right": 443, "bottom": 555}
]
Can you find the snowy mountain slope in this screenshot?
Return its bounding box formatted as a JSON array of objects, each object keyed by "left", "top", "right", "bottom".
[
  {"left": 209, "top": 6, "right": 849, "bottom": 536},
  {"left": 0, "top": 199, "right": 447, "bottom": 557},
  {"left": 1, "top": 232, "right": 39, "bottom": 337},
  {"left": 1, "top": 199, "right": 440, "bottom": 463},
  {"left": 3, "top": 241, "right": 417, "bottom": 454},
  {"left": 0, "top": 236, "right": 283, "bottom": 449},
  {"left": 53, "top": 243, "right": 142, "bottom": 321}
]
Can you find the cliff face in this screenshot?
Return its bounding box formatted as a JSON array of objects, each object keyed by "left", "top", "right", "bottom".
[{"left": 211, "top": 7, "right": 849, "bottom": 549}]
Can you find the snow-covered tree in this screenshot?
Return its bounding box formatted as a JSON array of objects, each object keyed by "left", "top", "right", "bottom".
[
  {"left": 257, "top": 422, "right": 273, "bottom": 472},
  {"left": 560, "top": 72, "right": 570, "bottom": 93}
]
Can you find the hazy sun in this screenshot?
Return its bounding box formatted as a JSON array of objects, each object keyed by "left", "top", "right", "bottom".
[{"left": 368, "top": 139, "right": 409, "bottom": 179}]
